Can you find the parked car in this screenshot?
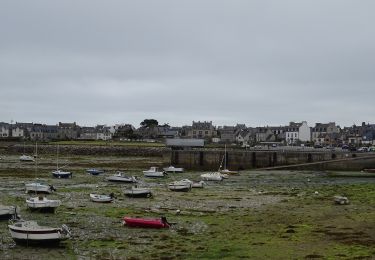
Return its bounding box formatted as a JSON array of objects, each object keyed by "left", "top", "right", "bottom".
[
  {"left": 369, "top": 147, "right": 375, "bottom": 152},
  {"left": 314, "top": 144, "right": 323, "bottom": 149},
  {"left": 358, "top": 147, "right": 369, "bottom": 152},
  {"left": 349, "top": 146, "right": 357, "bottom": 152},
  {"left": 342, "top": 145, "right": 349, "bottom": 150}
]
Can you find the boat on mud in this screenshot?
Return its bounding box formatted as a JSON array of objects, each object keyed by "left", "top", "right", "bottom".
[
  {"left": 363, "top": 169, "right": 375, "bottom": 173},
  {"left": 106, "top": 172, "right": 137, "bottom": 183},
  {"left": 191, "top": 180, "right": 206, "bottom": 188},
  {"left": 0, "top": 205, "right": 18, "bottom": 220},
  {"left": 122, "top": 216, "right": 170, "bottom": 228},
  {"left": 143, "top": 167, "right": 166, "bottom": 178},
  {"left": 327, "top": 171, "right": 375, "bottom": 177},
  {"left": 124, "top": 187, "right": 152, "bottom": 198},
  {"left": 8, "top": 220, "right": 70, "bottom": 245},
  {"left": 163, "top": 166, "right": 184, "bottom": 173},
  {"left": 25, "top": 182, "right": 56, "bottom": 194},
  {"left": 26, "top": 196, "right": 61, "bottom": 212},
  {"left": 87, "top": 168, "right": 105, "bottom": 175},
  {"left": 89, "top": 193, "right": 115, "bottom": 203},
  {"left": 200, "top": 172, "right": 224, "bottom": 181},
  {"left": 19, "top": 155, "right": 34, "bottom": 162},
  {"left": 52, "top": 169, "right": 73, "bottom": 179},
  {"left": 168, "top": 179, "right": 192, "bottom": 192}
]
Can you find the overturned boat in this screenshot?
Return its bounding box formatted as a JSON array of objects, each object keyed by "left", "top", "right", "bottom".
[
  {"left": 123, "top": 216, "right": 170, "bottom": 228},
  {"left": 8, "top": 220, "right": 70, "bottom": 245}
]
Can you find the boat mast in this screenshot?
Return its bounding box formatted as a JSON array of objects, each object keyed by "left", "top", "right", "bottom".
[{"left": 56, "top": 145, "right": 59, "bottom": 170}]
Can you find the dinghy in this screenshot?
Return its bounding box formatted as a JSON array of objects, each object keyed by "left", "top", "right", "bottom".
[
  {"left": 123, "top": 216, "right": 170, "bottom": 228},
  {"left": 8, "top": 220, "right": 70, "bottom": 245},
  {"left": 106, "top": 172, "right": 137, "bottom": 183},
  {"left": 89, "top": 193, "right": 115, "bottom": 203},
  {"left": 192, "top": 180, "right": 206, "bottom": 188},
  {"left": 19, "top": 155, "right": 34, "bottom": 162}
]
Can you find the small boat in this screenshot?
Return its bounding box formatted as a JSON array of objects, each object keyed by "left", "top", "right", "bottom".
[
  {"left": 87, "top": 168, "right": 105, "bottom": 175},
  {"left": 52, "top": 170, "right": 73, "bottom": 179},
  {"left": 19, "top": 155, "right": 34, "bottom": 162},
  {"left": 25, "top": 182, "right": 56, "bottom": 194},
  {"left": 123, "top": 216, "right": 170, "bottom": 228},
  {"left": 218, "top": 145, "right": 238, "bottom": 175},
  {"left": 219, "top": 168, "right": 238, "bottom": 175},
  {"left": 192, "top": 180, "right": 206, "bottom": 188},
  {"left": 124, "top": 187, "right": 152, "bottom": 198},
  {"left": 163, "top": 166, "right": 184, "bottom": 173},
  {"left": 200, "top": 172, "right": 223, "bottom": 181},
  {"left": 143, "top": 167, "right": 165, "bottom": 178},
  {"left": 26, "top": 196, "right": 61, "bottom": 212},
  {"left": 0, "top": 205, "right": 18, "bottom": 220},
  {"left": 89, "top": 193, "right": 115, "bottom": 203},
  {"left": 168, "top": 179, "right": 192, "bottom": 192},
  {"left": 106, "top": 172, "right": 137, "bottom": 183},
  {"left": 8, "top": 220, "right": 70, "bottom": 245}
]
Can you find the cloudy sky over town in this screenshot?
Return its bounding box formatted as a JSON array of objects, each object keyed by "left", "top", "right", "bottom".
[{"left": 1, "top": 0, "right": 374, "bottom": 127}]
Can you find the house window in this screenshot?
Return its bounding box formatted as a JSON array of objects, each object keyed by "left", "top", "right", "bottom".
[{"left": 205, "top": 131, "right": 208, "bottom": 135}]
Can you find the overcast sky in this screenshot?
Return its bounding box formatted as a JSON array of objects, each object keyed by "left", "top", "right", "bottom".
[{"left": 1, "top": 1, "right": 374, "bottom": 128}]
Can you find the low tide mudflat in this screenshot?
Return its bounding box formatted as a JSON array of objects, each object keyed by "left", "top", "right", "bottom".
[{"left": 0, "top": 155, "right": 374, "bottom": 259}]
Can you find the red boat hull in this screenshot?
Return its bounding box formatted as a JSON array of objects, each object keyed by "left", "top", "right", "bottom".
[{"left": 123, "top": 217, "right": 169, "bottom": 229}]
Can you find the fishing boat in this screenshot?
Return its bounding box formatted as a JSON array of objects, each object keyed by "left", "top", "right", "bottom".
[
  {"left": 124, "top": 187, "right": 152, "bottom": 198},
  {"left": 89, "top": 193, "right": 115, "bottom": 203},
  {"left": 26, "top": 196, "right": 61, "bottom": 212},
  {"left": 200, "top": 172, "right": 223, "bottom": 181},
  {"left": 0, "top": 205, "right": 18, "bottom": 220},
  {"left": 106, "top": 172, "right": 137, "bottom": 183},
  {"left": 8, "top": 220, "right": 70, "bottom": 245},
  {"left": 143, "top": 167, "right": 165, "bottom": 177},
  {"left": 25, "top": 182, "right": 56, "bottom": 194},
  {"left": 163, "top": 166, "right": 184, "bottom": 173},
  {"left": 87, "top": 168, "right": 105, "bottom": 175},
  {"left": 122, "top": 216, "right": 170, "bottom": 228},
  {"left": 168, "top": 179, "right": 192, "bottom": 192}
]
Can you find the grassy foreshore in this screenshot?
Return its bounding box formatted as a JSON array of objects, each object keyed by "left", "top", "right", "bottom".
[{"left": 0, "top": 154, "right": 374, "bottom": 259}]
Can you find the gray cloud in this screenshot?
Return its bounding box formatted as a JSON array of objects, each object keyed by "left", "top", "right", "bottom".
[{"left": 1, "top": 0, "right": 374, "bottom": 127}]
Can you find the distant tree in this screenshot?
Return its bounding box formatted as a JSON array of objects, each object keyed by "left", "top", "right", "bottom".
[{"left": 140, "top": 119, "right": 159, "bottom": 128}]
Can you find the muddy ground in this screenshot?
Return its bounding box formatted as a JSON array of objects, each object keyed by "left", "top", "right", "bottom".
[{"left": 0, "top": 154, "right": 374, "bottom": 259}]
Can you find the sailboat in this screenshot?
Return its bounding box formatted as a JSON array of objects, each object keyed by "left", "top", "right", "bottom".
[
  {"left": 19, "top": 142, "right": 34, "bottom": 162},
  {"left": 26, "top": 143, "right": 61, "bottom": 212},
  {"left": 219, "top": 144, "right": 238, "bottom": 175},
  {"left": 52, "top": 145, "right": 72, "bottom": 178}
]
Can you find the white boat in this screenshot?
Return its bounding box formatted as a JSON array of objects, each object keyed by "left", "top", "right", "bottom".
[
  {"left": 89, "top": 193, "right": 115, "bottom": 203},
  {"left": 26, "top": 196, "right": 61, "bottom": 212},
  {"left": 124, "top": 187, "right": 152, "bottom": 198},
  {"left": 106, "top": 172, "right": 138, "bottom": 183},
  {"left": 0, "top": 205, "right": 18, "bottom": 220},
  {"left": 200, "top": 172, "right": 223, "bottom": 181},
  {"left": 52, "top": 170, "right": 72, "bottom": 179},
  {"left": 143, "top": 167, "right": 165, "bottom": 177},
  {"left": 8, "top": 220, "right": 70, "bottom": 245},
  {"left": 168, "top": 179, "right": 192, "bottom": 192},
  {"left": 19, "top": 155, "right": 34, "bottom": 162},
  {"left": 25, "top": 182, "right": 56, "bottom": 194},
  {"left": 52, "top": 145, "right": 72, "bottom": 178},
  {"left": 219, "top": 144, "right": 238, "bottom": 175},
  {"left": 163, "top": 166, "right": 184, "bottom": 173}
]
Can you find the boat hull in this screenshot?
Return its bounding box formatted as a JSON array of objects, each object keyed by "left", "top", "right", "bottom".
[
  {"left": 106, "top": 177, "right": 137, "bottom": 183},
  {"left": 25, "top": 184, "right": 53, "bottom": 194},
  {"left": 124, "top": 189, "right": 152, "bottom": 198},
  {"left": 123, "top": 217, "right": 169, "bottom": 228},
  {"left": 52, "top": 171, "right": 72, "bottom": 179}
]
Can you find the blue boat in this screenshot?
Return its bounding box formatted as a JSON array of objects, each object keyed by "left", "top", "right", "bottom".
[{"left": 86, "top": 168, "right": 104, "bottom": 175}]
